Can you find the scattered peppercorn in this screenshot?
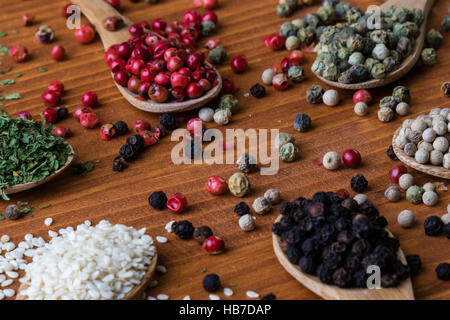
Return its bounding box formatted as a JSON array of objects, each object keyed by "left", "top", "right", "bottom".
[
  {"left": 442, "top": 82, "right": 450, "bottom": 97},
  {"left": 202, "top": 273, "right": 221, "bottom": 292},
  {"left": 387, "top": 145, "right": 399, "bottom": 161},
  {"left": 148, "top": 191, "right": 168, "bottom": 210},
  {"left": 193, "top": 226, "right": 213, "bottom": 244},
  {"left": 159, "top": 113, "right": 177, "bottom": 130},
  {"left": 167, "top": 193, "right": 188, "bottom": 213},
  {"left": 306, "top": 85, "right": 324, "bottom": 104},
  {"left": 435, "top": 263, "right": 450, "bottom": 281},
  {"left": 234, "top": 202, "right": 250, "bottom": 216},
  {"left": 350, "top": 174, "right": 368, "bottom": 193},
  {"left": 406, "top": 185, "right": 424, "bottom": 205},
  {"left": 113, "top": 121, "right": 129, "bottom": 135},
  {"left": 236, "top": 154, "right": 258, "bottom": 173},
  {"left": 293, "top": 113, "right": 312, "bottom": 132},
  {"left": 173, "top": 220, "right": 195, "bottom": 239},
  {"left": 126, "top": 134, "right": 145, "bottom": 153},
  {"left": 405, "top": 254, "right": 421, "bottom": 275},
  {"left": 250, "top": 83, "right": 266, "bottom": 98},
  {"left": 261, "top": 293, "right": 276, "bottom": 300},
  {"left": 228, "top": 172, "right": 250, "bottom": 197},
  {"left": 424, "top": 216, "right": 444, "bottom": 236},
  {"left": 5, "top": 204, "right": 21, "bottom": 220},
  {"left": 112, "top": 156, "right": 126, "bottom": 172},
  {"left": 444, "top": 223, "right": 450, "bottom": 239}
]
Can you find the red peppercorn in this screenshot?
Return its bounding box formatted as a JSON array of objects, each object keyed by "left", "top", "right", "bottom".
[
  {"left": 21, "top": 14, "right": 35, "bottom": 26},
  {"left": 342, "top": 149, "right": 362, "bottom": 168},
  {"left": 280, "top": 57, "right": 290, "bottom": 73},
  {"left": 353, "top": 89, "right": 372, "bottom": 105},
  {"left": 289, "top": 50, "right": 304, "bottom": 64},
  {"left": 79, "top": 113, "right": 99, "bottom": 128},
  {"left": 198, "top": 79, "right": 211, "bottom": 92},
  {"left": 170, "top": 72, "right": 190, "bottom": 89},
  {"left": 81, "top": 91, "right": 98, "bottom": 108},
  {"left": 186, "top": 82, "right": 204, "bottom": 99},
  {"left": 148, "top": 59, "right": 166, "bottom": 74},
  {"left": 42, "top": 107, "right": 58, "bottom": 123},
  {"left": 202, "top": 0, "right": 217, "bottom": 10},
  {"left": 110, "top": 58, "right": 126, "bottom": 73},
  {"left": 230, "top": 55, "right": 248, "bottom": 73},
  {"left": 336, "top": 189, "right": 350, "bottom": 199},
  {"left": 186, "top": 52, "right": 205, "bottom": 70},
  {"left": 152, "top": 18, "right": 167, "bottom": 32},
  {"left": 50, "top": 45, "right": 65, "bottom": 61},
  {"left": 170, "top": 87, "right": 186, "bottom": 102},
  {"left": 272, "top": 73, "right": 288, "bottom": 90},
  {"left": 54, "top": 126, "right": 72, "bottom": 138},
  {"left": 105, "top": 51, "right": 119, "bottom": 66},
  {"left": 10, "top": 45, "right": 28, "bottom": 63},
  {"left": 140, "top": 130, "right": 158, "bottom": 146},
  {"left": 167, "top": 56, "right": 184, "bottom": 72},
  {"left": 48, "top": 81, "right": 64, "bottom": 93},
  {"left": 140, "top": 67, "right": 155, "bottom": 83},
  {"left": 116, "top": 42, "right": 132, "bottom": 59},
  {"left": 138, "top": 82, "right": 151, "bottom": 98},
  {"left": 205, "top": 176, "right": 227, "bottom": 195},
  {"left": 154, "top": 72, "right": 170, "bottom": 86},
  {"left": 41, "top": 90, "right": 61, "bottom": 107},
  {"left": 204, "top": 38, "right": 220, "bottom": 50},
  {"left": 148, "top": 84, "right": 169, "bottom": 103},
  {"left": 154, "top": 124, "right": 166, "bottom": 138},
  {"left": 100, "top": 123, "right": 116, "bottom": 140},
  {"left": 128, "top": 23, "right": 143, "bottom": 37},
  {"left": 114, "top": 70, "right": 129, "bottom": 86},
  {"left": 104, "top": 0, "right": 121, "bottom": 10},
  {"left": 181, "top": 36, "right": 195, "bottom": 50},
  {"left": 127, "top": 76, "right": 141, "bottom": 94},
  {"left": 183, "top": 10, "right": 201, "bottom": 29},
  {"left": 130, "top": 59, "right": 145, "bottom": 76},
  {"left": 202, "top": 236, "right": 224, "bottom": 254},
  {"left": 167, "top": 193, "right": 187, "bottom": 213},
  {"left": 187, "top": 118, "right": 205, "bottom": 135},
  {"left": 221, "top": 78, "right": 239, "bottom": 94},
  {"left": 75, "top": 24, "right": 95, "bottom": 43},
  {"left": 202, "top": 11, "right": 218, "bottom": 24},
  {"left": 264, "top": 34, "right": 285, "bottom": 50},
  {"left": 389, "top": 165, "right": 407, "bottom": 183},
  {"left": 138, "top": 21, "right": 150, "bottom": 30},
  {"left": 73, "top": 106, "right": 93, "bottom": 121},
  {"left": 132, "top": 43, "right": 150, "bottom": 61},
  {"left": 179, "top": 67, "right": 193, "bottom": 78},
  {"left": 61, "top": 3, "right": 72, "bottom": 18},
  {"left": 134, "top": 119, "right": 150, "bottom": 133},
  {"left": 18, "top": 111, "right": 32, "bottom": 120}
]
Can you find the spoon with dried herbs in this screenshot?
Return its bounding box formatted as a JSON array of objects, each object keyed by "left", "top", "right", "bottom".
[
  {"left": 0, "top": 112, "right": 74, "bottom": 199},
  {"left": 71, "top": 0, "right": 222, "bottom": 113}
]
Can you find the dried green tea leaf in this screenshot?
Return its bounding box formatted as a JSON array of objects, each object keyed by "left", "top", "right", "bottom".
[
  {"left": 3, "top": 92, "right": 21, "bottom": 99},
  {"left": 17, "top": 201, "right": 28, "bottom": 206},
  {"left": 39, "top": 204, "right": 52, "bottom": 210},
  {"left": 0, "top": 32, "right": 6, "bottom": 37},
  {"left": 12, "top": 29, "right": 19, "bottom": 34},
  {"left": 72, "top": 161, "right": 95, "bottom": 176},
  {"left": 0, "top": 79, "right": 14, "bottom": 85},
  {"left": 38, "top": 67, "right": 48, "bottom": 72},
  {"left": 14, "top": 73, "right": 21, "bottom": 78}
]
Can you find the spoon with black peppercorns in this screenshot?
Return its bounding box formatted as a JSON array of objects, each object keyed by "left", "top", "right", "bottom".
[{"left": 71, "top": 0, "right": 222, "bottom": 113}]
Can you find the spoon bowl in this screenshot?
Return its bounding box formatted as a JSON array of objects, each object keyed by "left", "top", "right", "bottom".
[
  {"left": 72, "top": 0, "right": 222, "bottom": 113},
  {"left": 313, "top": 0, "right": 435, "bottom": 90},
  {"left": 273, "top": 215, "right": 414, "bottom": 300}
]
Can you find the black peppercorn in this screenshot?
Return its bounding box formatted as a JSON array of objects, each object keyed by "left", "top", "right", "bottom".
[
  {"left": 443, "top": 223, "right": 450, "bottom": 239},
  {"left": 261, "top": 293, "right": 276, "bottom": 300},
  {"left": 387, "top": 145, "right": 399, "bottom": 161},
  {"left": 57, "top": 107, "right": 68, "bottom": 121},
  {"left": 126, "top": 134, "right": 145, "bottom": 152},
  {"left": 173, "top": 220, "right": 195, "bottom": 239},
  {"left": 5, "top": 204, "right": 21, "bottom": 220},
  {"left": 424, "top": 216, "right": 444, "bottom": 236},
  {"left": 405, "top": 254, "right": 421, "bottom": 275},
  {"left": 202, "top": 273, "right": 221, "bottom": 292},
  {"left": 193, "top": 226, "right": 213, "bottom": 244},
  {"left": 148, "top": 191, "right": 168, "bottom": 210},
  {"left": 298, "top": 256, "right": 316, "bottom": 274},
  {"left": 293, "top": 113, "right": 312, "bottom": 132},
  {"left": 250, "top": 83, "right": 266, "bottom": 98},
  {"left": 113, "top": 156, "right": 126, "bottom": 172},
  {"left": 234, "top": 202, "right": 250, "bottom": 216},
  {"left": 435, "top": 263, "right": 450, "bottom": 280},
  {"left": 159, "top": 113, "right": 177, "bottom": 130},
  {"left": 332, "top": 267, "right": 352, "bottom": 287},
  {"left": 287, "top": 246, "right": 302, "bottom": 264},
  {"left": 350, "top": 174, "right": 368, "bottom": 193},
  {"left": 119, "top": 144, "right": 139, "bottom": 161},
  {"left": 113, "top": 121, "right": 129, "bottom": 135}
]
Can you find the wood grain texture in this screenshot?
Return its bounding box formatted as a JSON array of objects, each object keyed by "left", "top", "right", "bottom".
[
  {"left": 393, "top": 127, "right": 450, "bottom": 179},
  {"left": 273, "top": 216, "right": 415, "bottom": 300},
  {"left": 0, "top": 0, "right": 449, "bottom": 300}
]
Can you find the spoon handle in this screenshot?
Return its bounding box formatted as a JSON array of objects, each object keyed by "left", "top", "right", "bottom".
[
  {"left": 71, "top": 0, "right": 132, "bottom": 50},
  {"left": 381, "top": 0, "right": 435, "bottom": 14}
]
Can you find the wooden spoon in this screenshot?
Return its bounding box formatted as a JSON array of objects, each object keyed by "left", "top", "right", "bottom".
[
  {"left": 314, "top": 0, "right": 435, "bottom": 90},
  {"left": 4, "top": 143, "right": 75, "bottom": 196},
  {"left": 392, "top": 126, "right": 450, "bottom": 179},
  {"left": 273, "top": 215, "right": 414, "bottom": 300},
  {"left": 71, "top": 0, "right": 222, "bottom": 113},
  {"left": 16, "top": 252, "right": 157, "bottom": 300}
]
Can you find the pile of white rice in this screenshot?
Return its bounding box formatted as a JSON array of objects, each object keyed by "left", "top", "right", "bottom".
[{"left": 19, "top": 220, "right": 155, "bottom": 300}]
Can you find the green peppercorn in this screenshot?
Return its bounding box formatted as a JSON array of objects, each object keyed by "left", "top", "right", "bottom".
[
  {"left": 442, "top": 16, "right": 450, "bottom": 32},
  {"left": 425, "top": 29, "right": 443, "bottom": 49},
  {"left": 291, "top": 18, "right": 306, "bottom": 29},
  {"left": 277, "top": 4, "right": 292, "bottom": 18},
  {"left": 287, "top": 66, "right": 305, "bottom": 82},
  {"left": 383, "top": 57, "right": 398, "bottom": 73},
  {"left": 317, "top": 5, "right": 336, "bottom": 24},
  {"left": 346, "top": 34, "right": 364, "bottom": 51},
  {"left": 305, "top": 13, "right": 320, "bottom": 28},
  {"left": 219, "top": 94, "right": 238, "bottom": 114},
  {"left": 345, "top": 7, "right": 363, "bottom": 24},
  {"left": 392, "top": 7, "right": 410, "bottom": 24},
  {"left": 379, "top": 96, "right": 400, "bottom": 110},
  {"left": 279, "top": 142, "right": 299, "bottom": 162},
  {"left": 322, "top": 63, "right": 339, "bottom": 81},
  {"left": 396, "top": 37, "right": 412, "bottom": 58},
  {"left": 421, "top": 48, "right": 437, "bottom": 66},
  {"left": 280, "top": 22, "right": 298, "bottom": 38},
  {"left": 392, "top": 86, "right": 410, "bottom": 103},
  {"left": 208, "top": 45, "right": 227, "bottom": 64},
  {"left": 228, "top": 172, "right": 250, "bottom": 197},
  {"left": 201, "top": 21, "right": 216, "bottom": 37},
  {"left": 411, "top": 8, "right": 424, "bottom": 25},
  {"left": 335, "top": 2, "right": 351, "bottom": 19},
  {"left": 406, "top": 185, "right": 424, "bottom": 205},
  {"left": 297, "top": 27, "right": 315, "bottom": 44},
  {"left": 371, "top": 63, "right": 387, "bottom": 79},
  {"left": 306, "top": 85, "right": 324, "bottom": 104},
  {"left": 285, "top": 0, "right": 299, "bottom": 10}
]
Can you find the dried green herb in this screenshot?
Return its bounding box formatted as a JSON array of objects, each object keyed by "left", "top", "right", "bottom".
[
  {"left": 38, "top": 67, "right": 48, "bottom": 73},
  {"left": 12, "top": 29, "right": 19, "bottom": 34},
  {"left": 0, "top": 32, "right": 6, "bottom": 37},
  {"left": 0, "top": 112, "right": 72, "bottom": 200},
  {"left": 0, "top": 79, "right": 14, "bottom": 85},
  {"left": 3, "top": 92, "right": 21, "bottom": 100},
  {"left": 14, "top": 73, "right": 21, "bottom": 78},
  {"left": 39, "top": 204, "right": 52, "bottom": 210},
  {"left": 201, "top": 267, "right": 207, "bottom": 273},
  {"left": 72, "top": 161, "right": 94, "bottom": 176},
  {"left": 17, "top": 201, "right": 28, "bottom": 206},
  {"left": 20, "top": 206, "right": 34, "bottom": 214},
  {"left": 0, "top": 214, "right": 4, "bottom": 220}
]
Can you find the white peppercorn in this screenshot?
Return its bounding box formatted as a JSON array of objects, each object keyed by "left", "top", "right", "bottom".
[
  {"left": 384, "top": 186, "right": 402, "bottom": 202},
  {"left": 395, "top": 134, "right": 408, "bottom": 149},
  {"left": 411, "top": 119, "right": 427, "bottom": 132},
  {"left": 378, "top": 107, "right": 394, "bottom": 122},
  {"left": 431, "top": 115, "right": 445, "bottom": 126},
  {"left": 214, "top": 109, "right": 231, "bottom": 125},
  {"left": 422, "top": 190, "right": 438, "bottom": 206},
  {"left": 433, "top": 121, "right": 448, "bottom": 136},
  {"left": 372, "top": 43, "right": 390, "bottom": 60},
  {"left": 262, "top": 68, "right": 276, "bottom": 85},
  {"left": 407, "top": 130, "right": 422, "bottom": 144},
  {"left": 440, "top": 108, "right": 450, "bottom": 118},
  {"left": 404, "top": 143, "right": 417, "bottom": 156},
  {"left": 252, "top": 197, "right": 271, "bottom": 215},
  {"left": 444, "top": 153, "right": 450, "bottom": 169},
  {"left": 415, "top": 149, "right": 429, "bottom": 164},
  {"left": 274, "top": 132, "right": 295, "bottom": 150},
  {"left": 285, "top": 36, "right": 300, "bottom": 50},
  {"left": 441, "top": 213, "right": 450, "bottom": 224},
  {"left": 423, "top": 182, "right": 436, "bottom": 192},
  {"left": 402, "top": 119, "right": 414, "bottom": 128},
  {"left": 422, "top": 128, "right": 436, "bottom": 142},
  {"left": 199, "top": 107, "right": 214, "bottom": 122},
  {"left": 239, "top": 214, "right": 255, "bottom": 231},
  {"left": 430, "top": 108, "right": 441, "bottom": 115},
  {"left": 264, "top": 188, "right": 281, "bottom": 204},
  {"left": 399, "top": 173, "right": 415, "bottom": 190},
  {"left": 322, "top": 90, "right": 339, "bottom": 107},
  {"left": 354, "top": 102, "right": 368, "bottom": 116},
  {"left": 398, "top": 210, "right": 415, "bottom": 228},
  {"left": 430, "top": 149, "right": 444, "bottom": 165},
  {"left": 322, "top": 151, "right": 341, "bottom": 170},
  {"left": 399, "top": 127, "right": 412, "bottom": 138},
  {"left": 353, "top": 194, "right": 368, "bottom": 205},
  {"left": 396, "top": 102, "right": 410, "bottom": 116},
  {"left": 433, "top": 136, "right": 449, "bottom": 153},
  {"left": 418, "top": 141, "right": 433, "bottom": 152}
]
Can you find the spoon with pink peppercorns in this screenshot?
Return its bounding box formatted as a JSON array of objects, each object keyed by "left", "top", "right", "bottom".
[{"left": 71, "top": 0, "right": 222, "bottom": 113}]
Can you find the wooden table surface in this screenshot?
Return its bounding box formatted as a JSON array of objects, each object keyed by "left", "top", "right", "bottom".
[{"left": 0, "top": 0, "right": 449, "bottom": 300}]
